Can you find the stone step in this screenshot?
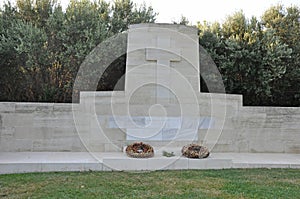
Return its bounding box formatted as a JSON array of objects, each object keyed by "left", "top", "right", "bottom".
[
  {"left": 102, "top": 156, "right": 232, "bottom": 171},
  {"left": 1, "top": 152, "right": 300, "bottom": 174}
]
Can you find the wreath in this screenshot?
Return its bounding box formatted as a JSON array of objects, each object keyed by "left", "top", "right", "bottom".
[
  {"left": 125, "top": 142, "right": 154, "bottom": 158},
  {"left": 181, "top": 144, "right": 210, "bottom": 159}
]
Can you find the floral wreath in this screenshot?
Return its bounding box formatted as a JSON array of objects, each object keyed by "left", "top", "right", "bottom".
[
  {"left": 181, "top": 144, "right": 210, "bottom": 159},
  {"left": 125, "top": 142, "right": 154, "bottom": 158}
]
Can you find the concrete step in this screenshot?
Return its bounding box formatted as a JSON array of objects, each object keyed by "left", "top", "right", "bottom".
[{"left": 0, "top": 152, "right": 300, "bottom": 174}]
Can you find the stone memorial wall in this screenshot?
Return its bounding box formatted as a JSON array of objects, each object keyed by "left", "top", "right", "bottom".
[{"left": 0, "top": 24, "right": 299, "bottom": 154}]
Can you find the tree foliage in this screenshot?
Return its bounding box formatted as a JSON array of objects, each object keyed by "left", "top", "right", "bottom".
[
  {"left": 198, "top": 6, "right": 299, "bottom": 106},
  {"left": 0, "top": 2, "right": 299, "bottom": 106},
  {"left": 0, "top": 0, "right": 157, "bottom": 102}
]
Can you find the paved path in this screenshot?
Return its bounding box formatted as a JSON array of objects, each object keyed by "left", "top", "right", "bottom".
[{"left": 1, "top": 152, "right": 300, "bottom": 174}]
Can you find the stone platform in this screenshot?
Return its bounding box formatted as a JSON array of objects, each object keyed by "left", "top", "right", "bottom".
[{"left": 1, "top": 152, "right": 300, "bottom": 174}]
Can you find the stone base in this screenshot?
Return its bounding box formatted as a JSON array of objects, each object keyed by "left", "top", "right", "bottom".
[{"left": 1, "top": 152, "right": 300, "bottom": 174}]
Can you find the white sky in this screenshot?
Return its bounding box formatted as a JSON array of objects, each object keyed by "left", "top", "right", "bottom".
[
  {"left": 1, "top": 0, "right": 300, "bottom": 24},
  {"left": 132, "top": 0, "right": 300, "bottom": 24}
]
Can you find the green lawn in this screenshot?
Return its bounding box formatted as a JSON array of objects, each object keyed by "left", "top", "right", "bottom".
[{"left": 0, "top": 169, "right": 299, "bottom": 198}]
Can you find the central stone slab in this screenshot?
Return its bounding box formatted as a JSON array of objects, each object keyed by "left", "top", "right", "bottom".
[
  {"left": 123, "top": 23, "right": 201, "bottom": 142},
  {"left": 146, "top": 35, "right": 181, "bottom": 99}
]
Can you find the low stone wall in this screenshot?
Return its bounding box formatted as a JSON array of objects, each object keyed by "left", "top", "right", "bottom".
[
  {"left": 230, "top": 106, "right": 300, "bottom": 153},
  {"left": 0, "top": 92, "right": 299, "bottom": 153},
  {"left": 0, "top": 103, "right": 85, "bottom": 152}
]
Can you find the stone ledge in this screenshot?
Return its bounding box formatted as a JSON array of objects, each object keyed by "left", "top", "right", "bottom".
[
  {"left": 0, "top": 103, "right": 16, "bottom": 113},
  {"left": 80, "top": 91, "right": 125, "bottom": 98},
  {"left": 1, "top": 152, "right": 300, "bottom": 174},
  {"left": 0, "top": 163, "right": 103, "bottom": 174}
]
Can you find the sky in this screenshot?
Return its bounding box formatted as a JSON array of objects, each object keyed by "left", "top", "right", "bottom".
[
  {"left": 1, "top": 0, "right": 300, "bottom": 24},
  {"left": 134, "top": 0, "right": 300, "bottom": 24}
]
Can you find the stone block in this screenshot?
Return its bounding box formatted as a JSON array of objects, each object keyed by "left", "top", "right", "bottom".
[
  {"left": 14, "top": 127, "right": 44, "bottom": 140},
  {"left": 82, "top": 140, "right": 105, "bottom": 152},
  {"left": 104, "top": 142, "right": 122, "bottom": 152},
  {"left": 53, "top": 104, "right": 73, "bottom": 112},
  {"left": 15, "top": 103, "right": 54, "bottom": 113},
  {"left": 126, "top": 24, "right": 200, "bottom": 105},
  {"left": 2, "top": 113, "right": 33, "bottom": 127},
  {"left": 0, "top": 103, "right": 15, "bottom": 113},
  {"left": 284, "top": 142, "right": 300, "bottom": 153},
  {"left": 103, "top": 156, "right": 149, "bottom": 171},
  {"left": 0, "top": 139, "right": 33, "bottom": 152},
  {"left": 103, "top": 129, "right": 126, "bottom": 142},
  {"left": 15, "top": 103, "right": 38, "bottom": 113},
  {"left": 71, "top": 139, "right": 87, "bottom": 152},
  {"left": 0, "top": 163, "right": 42, "bottom": 174},
  {"left": 248, "top": 136, "right": 285, "bottom": 153},
  {"left": 0, "top": 127, "right": 15, "bottom": 140},
  {"left": 147, "top": 157, "right": 182, "bottom": 170},
  {"left": 126, "top": 128, "right": 163, "bottom": 141},
  {"left": 32, "top": 110, "right": 76, "bottom": 130},
  {"left": 41, "top": 163, "right": 103, "bottom": 172},
  {"left": 188, "top": 158, "right": 233, "bottom": 169},
  {"left": 164, "top": 157, "right": 189, "bottom": 170},
  {"left": 171, "top": 61, "right": 198, "bottom": 76},
  {"left": 32, "top": 138, "right": 74, "bottom": 152},
  {"left": 211, "top": 144, "right": 235, "bottom": 153}
]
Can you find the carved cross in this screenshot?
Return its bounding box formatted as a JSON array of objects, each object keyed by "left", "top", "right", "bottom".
[{"left": 146, "top": 36, "right": 181, "bottom": 99}]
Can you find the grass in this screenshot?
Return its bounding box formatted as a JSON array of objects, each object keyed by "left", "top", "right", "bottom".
[{"left": 0, "top": 169, "right": 300, "bottom": 198}]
